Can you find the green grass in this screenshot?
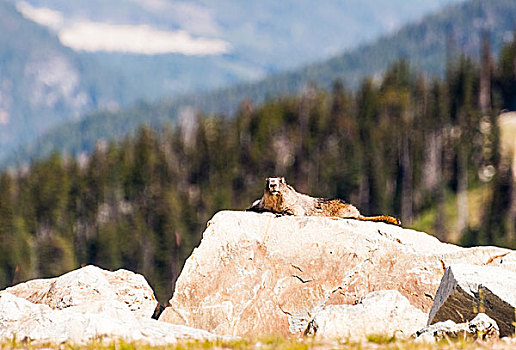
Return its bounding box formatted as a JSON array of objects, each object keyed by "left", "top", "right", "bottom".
[{"left": 0, "top": 336, "right": 514, "bottom": 350}]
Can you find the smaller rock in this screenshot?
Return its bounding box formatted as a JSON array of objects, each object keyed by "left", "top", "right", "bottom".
[
  {"left": 414, "top": 313, "right": 500, "bottom": 342},
  {"left": 501, "top": 336, "right": 516, "bottom": 345},
  {"left": 305, "top": 290, "right": 428, "bottom": 341},
  {"left": 0, "top": 292, "right": 229, "bottom": 345},
  {"left": 4, "top": 265, "right": 157, "bottom": 318},
  {"left": 467, "top": 313, "right": 500, "bottom": 340}
]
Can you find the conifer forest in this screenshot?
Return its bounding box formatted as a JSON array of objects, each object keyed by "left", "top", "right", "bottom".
[{"left": 1, "top": 35, "right": 515, "bottom": 303}]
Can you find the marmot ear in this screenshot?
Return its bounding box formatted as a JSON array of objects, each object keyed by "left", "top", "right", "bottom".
[{"left": 280, "top": 177, "right": 285, "bottom": 183}]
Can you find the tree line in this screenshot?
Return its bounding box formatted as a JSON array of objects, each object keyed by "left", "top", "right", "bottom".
[{"left": 0, "top": 35, "right": 515, "bottom": 303}]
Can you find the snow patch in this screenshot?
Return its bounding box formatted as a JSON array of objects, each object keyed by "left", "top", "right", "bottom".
[
  {"left": 59, "top": 22, "right": 230, "bottom": 55},
  {"left": 16, "top": 1, "right": 64, "bottom": 30},
  {"left": 16, "top": 1, "right": 230, "bottom": 56}
]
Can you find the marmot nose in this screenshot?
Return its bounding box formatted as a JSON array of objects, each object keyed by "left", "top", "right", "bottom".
[{"left": 269, "top": 184, "right": 277, "bottom": 191}]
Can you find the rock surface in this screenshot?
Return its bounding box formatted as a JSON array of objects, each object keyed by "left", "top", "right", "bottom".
[
  {"left": 0, "top": 292, "right": 224, "bottom": 345},
  {"left": 305, "top": 290, "right": 428, "bottom": 341},
  {"left": 415, "top": 313, "right": 500, "bottom": 342},
  {"left": 159, "top": 211, "right": 514, "bottom": 337},
  {"left": 428, "top": 264, "right": 516, "bottom": 337},
  {"left": 5, "top": 265, "right": 157, "bottom": 318}
]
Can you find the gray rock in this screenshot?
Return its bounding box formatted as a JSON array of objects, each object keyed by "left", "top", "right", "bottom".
[
  {"left": 415, "top": 313, "right": 500, "bottom": 342},
  {"left": 428, "top": 264, "right": 516, "bottom": 337},
  {"left": 305, "top": 290, "right": 428, "bottom": 341}
]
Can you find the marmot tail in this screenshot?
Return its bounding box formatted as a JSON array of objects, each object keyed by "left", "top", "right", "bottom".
[{"left": 357, "top": 215, "right": 401, "bottom": 226}]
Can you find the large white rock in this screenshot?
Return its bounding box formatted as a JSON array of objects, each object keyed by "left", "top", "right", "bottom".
[
  {"left": 0, "top": 292, "right": 224, "bottom": 345},
  {"left": 305, "top": 290, "right": 428, "bottom": 341},
  {"left": 498, "top": 251, "right": 516, "bottom": 273},
  {"left": 5, "top": 265, "right": 157, "bottom": 318},
  {"left": 428, "top": 264, "right": 516, "bottom": 337},
  {"left": 159, "top": 211, "right": 514, "bottom": 337}
]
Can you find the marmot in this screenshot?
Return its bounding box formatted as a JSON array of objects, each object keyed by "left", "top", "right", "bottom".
[{"left": 248, "top": 177, "right": 401, "bottom": 226}]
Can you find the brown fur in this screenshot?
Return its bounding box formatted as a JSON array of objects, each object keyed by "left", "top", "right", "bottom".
[{"left": 248, "top": 177, "right": 401, "bottom": 226}]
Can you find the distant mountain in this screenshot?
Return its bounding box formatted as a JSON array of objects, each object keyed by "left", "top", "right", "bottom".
[
  {"left": 0, "top": 1, "right": 91, "bottom": 157},
  {"left": 6, "top": 0, "right": 516, "bottom": 166},
  {"left": 0, "top": 0, "right": 462, "bottom": 160},
  {"left": 15, "top": 0, "right": 464, "bottom": 74}
]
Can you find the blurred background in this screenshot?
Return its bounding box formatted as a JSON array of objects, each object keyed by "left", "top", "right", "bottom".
[{"left": 0, "top": 0, "right": 515, "bottom": 303}]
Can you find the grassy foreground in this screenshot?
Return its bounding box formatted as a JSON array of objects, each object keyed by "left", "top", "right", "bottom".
[{"left": 1, "top": 336, "right": 516, "bottom": 350}]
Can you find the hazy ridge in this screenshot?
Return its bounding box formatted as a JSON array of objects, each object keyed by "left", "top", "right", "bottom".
[
  {"left": 4, "top": 0, "right": 515, "bottom": 167},
  {"left": 0, "top": 0, "right": 463, "bottom": 161}
]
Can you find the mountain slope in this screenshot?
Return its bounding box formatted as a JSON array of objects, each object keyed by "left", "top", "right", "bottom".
[
  {"left": 5, "top": 0, "right": 516, "bottom": 166},
  {"left": 0, "top": 0, "right": 463, "bottom": 161},
  {"left": 16, "top": 0, "right": 463, "bottom": 74},
  {"left": 0, "top": 1, "right": 92, "bottom": 157},
  {"left": 0, "top": 1, "right": 245, "bottom": 160},
  {"left": 202, "top": 0, "right": 516, "bottom": 112}
]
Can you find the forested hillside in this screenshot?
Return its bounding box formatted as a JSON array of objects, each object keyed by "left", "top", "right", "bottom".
[
  {"left": 1, "top": 35, "right": 515, "bottom": 303},
  {"left": 7, "top": 0, "right": 516, "bottom": 167}
]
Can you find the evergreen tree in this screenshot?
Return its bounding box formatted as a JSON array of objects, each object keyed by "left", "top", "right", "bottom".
[{"left": 0, "top": 36, "right": 515, "bottom": 302}]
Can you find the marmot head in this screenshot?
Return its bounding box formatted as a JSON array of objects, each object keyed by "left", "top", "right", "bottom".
[{"left": 265, "top": 177, "right": 288, "bottom": 195}]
